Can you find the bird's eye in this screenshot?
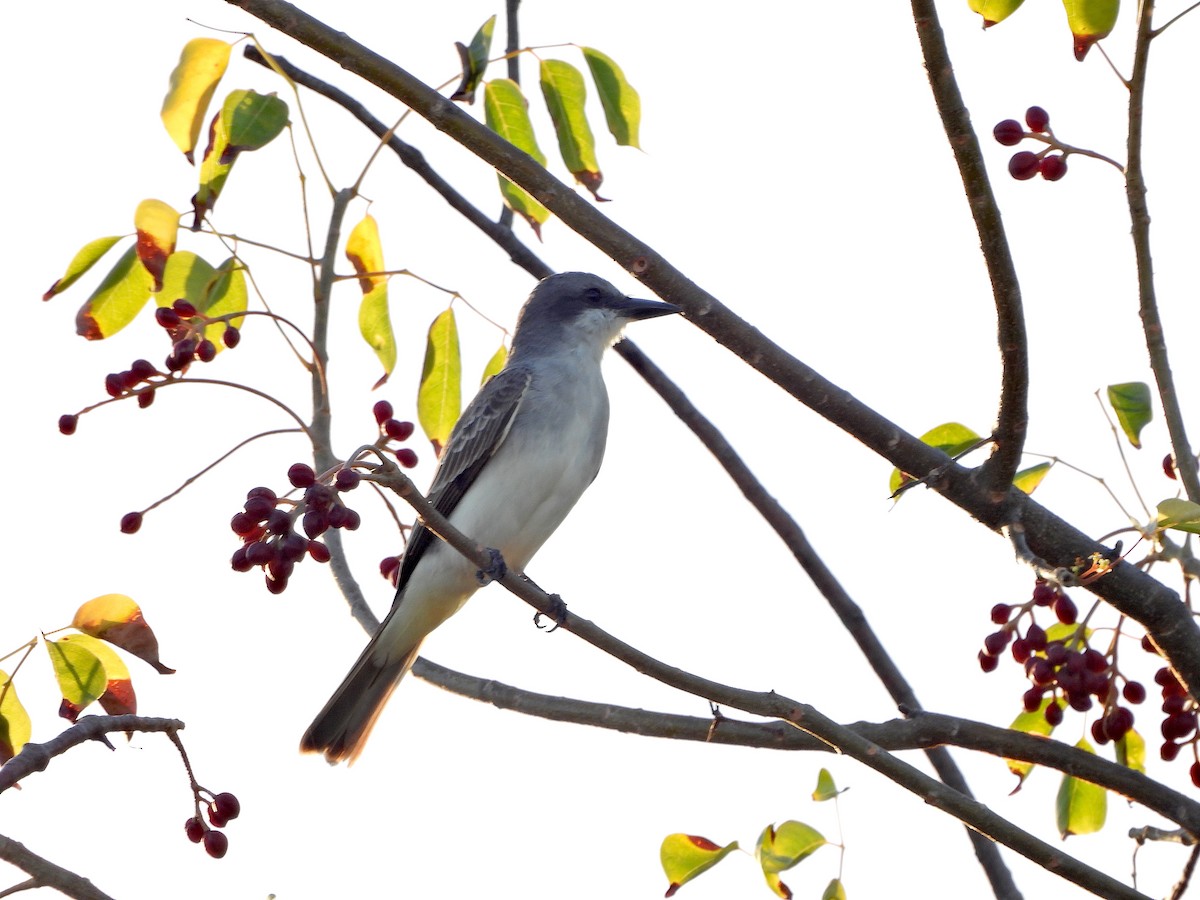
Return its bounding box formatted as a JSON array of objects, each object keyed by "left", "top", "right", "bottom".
[{"left": 584, "top": 287, "right": 602, "bottom": 304}]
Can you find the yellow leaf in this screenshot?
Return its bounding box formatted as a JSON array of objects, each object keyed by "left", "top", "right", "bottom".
[{"left": 161, "top": 38, "right": 233, "bottom": 163}]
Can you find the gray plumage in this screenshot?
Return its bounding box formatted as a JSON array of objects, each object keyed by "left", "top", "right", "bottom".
[{"left": 300, "top": 272, "right": 680, "bottom": 763}]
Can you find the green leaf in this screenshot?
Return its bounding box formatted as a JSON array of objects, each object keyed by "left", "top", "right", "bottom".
[
  {"left": 822, "top": 878, "right": 848, "bottom": 900},
  {"left": 1062, "top": 0, "right": 1120, "bottom": 60},
  {"left": 160, "top": 251, "right": 217, "bottom": 310},
  {"left": 203, "top": 257, "right": 248, "bottom": 349},
  {"left": 1107, "top": 382, "right": 1152, "bottom": 449},
  {"left": 345, "top": 215, "right": 396, "bottom": 379},
  {"left": 484, "top": 79, "right": 550, "bottom": 237},
  {"left": 968, "top": 0, "right": 1026, "bottom": 27},
  {"left": 418, "top": 309, "right": 462, "bottom": 454},
  {"left": 45, "top": 638, "right": 107, "bottom": 718},
  {"left": 450, "top": 15, "right": 496, "bottom": 104},
  {"left": 1045, "top": 621, "right": 1091, "bottom": 647},
  {"left": 1013, "top": 461, "right": 1051, "bottom": 494},
  {"left": 1006, "top": 697, "right": 1065, "bottom": 787},
  {"left": 0, "top": 670, "right": 31, "bottom": 765},
  {"left": 659, "top": 834, "right": 739, "bottom": 897},
  {"left": 481, "top": 344, "right": 508, "bottom": 385},
  {"left": 75, "top": 245, "right": 155, "bottom": 340},
  {"left": 812, "top": 767, "right": 839, "bottom": 802},
  {"left": 889, "top": 422, "right": 983, "bottom": 496},
  {"left": 43, "top": 235, "right": 123, "bottom": 301},
  {"left": 1057, "top": 739, "right": 1107, "bottom": 837},
  {"left": 1115, "top": 727, "right": 1145, "bottom": 774},
  {"left": 1157, "top": 498, "right": 1200, "bottom": 535},
  {"left": 193, "top": 90, "right": 289, "bottom": 226},
  {"left": 581, "top": 47, "right": 641, "bottom": 148},
  {"left": 539, "top": 59, "right": 603, "bottom": 200},
  {"left": 756, "top": 821, "right": 826, "bottom": 899},
  {"left": 161, "top": 38, "right": 232, "bottom": 163}
]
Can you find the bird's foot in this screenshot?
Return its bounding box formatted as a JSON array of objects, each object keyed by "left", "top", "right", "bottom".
[
  {"left": 476, "top": 547, "right": 507, "bottom": 586},
  {"left": 534, "top": 594, "right": 568, "bottom": 632}
]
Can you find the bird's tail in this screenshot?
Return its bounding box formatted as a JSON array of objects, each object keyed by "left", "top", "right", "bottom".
[{"left": 300, "top": 638, "right": 423, "bottom": 765}]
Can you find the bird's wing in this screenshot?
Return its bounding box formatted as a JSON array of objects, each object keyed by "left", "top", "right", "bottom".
[{"left": 392, "top": 364, "right": 533, "bottom": 598}]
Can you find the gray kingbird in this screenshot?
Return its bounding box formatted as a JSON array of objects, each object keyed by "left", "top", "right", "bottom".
[{"left": 301, "top": 272, "right": 681, "bottom": 763}]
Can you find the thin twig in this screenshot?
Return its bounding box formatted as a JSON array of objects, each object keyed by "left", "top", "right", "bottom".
[{"left": 0, "top": 836, "right": 115, "bottom": 900}]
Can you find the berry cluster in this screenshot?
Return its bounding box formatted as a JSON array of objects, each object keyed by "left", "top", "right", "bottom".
[
  {"left": 981, "top": 582, "right": 1142, "bottom": 739},
  {"left": 993, "top": 106, "right": 1068, "bottom": 182},
  {"left": 184, "top": 790, "right": 241, "bottom": 859},
  {"left": 229, "top": 403, "right": 419, "bottom": 594},
  {"left": 1149, "top": 640, "right": 1200, "bottom": 781}
]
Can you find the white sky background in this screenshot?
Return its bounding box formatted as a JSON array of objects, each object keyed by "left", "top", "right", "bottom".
[{"left": 4, "top": 1, "right": 1200, "bottom": 898}]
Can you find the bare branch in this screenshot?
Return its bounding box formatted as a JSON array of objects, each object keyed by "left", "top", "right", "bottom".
[{"left": 0, "top": 836, "right": 114, "bottom": 900}]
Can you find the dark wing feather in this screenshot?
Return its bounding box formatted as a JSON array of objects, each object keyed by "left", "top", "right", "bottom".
[{"left": 392, "top": 365, "right": 532, "bottom": 599}]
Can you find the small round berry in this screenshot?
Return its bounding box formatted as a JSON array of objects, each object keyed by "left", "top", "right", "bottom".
[
  {"left": 1011, "top": 638, "right": 1032, "bottom": 664},
  {"left": 990, "top": 603, "right": 1012, "bottom": 625},
  {"left": 223, "top": 326, "right": 241, "bottom": 349},
  {"left": 983, "top": 631, "right": 1010, "bottom": 656},
  {"left": 1105, "top": 707, "right": 1134, "bottom": 741},
  {"left": 130, "top": 359, "right": 157, "bottom": 381},
  {"left": 978, "top": 650, "right": 999, "bottom": 673},
  {"left": 230, "top": 546, "right": 252, "bottom": 572},
  {"left": 1045, "top": 643, "right": 1068, "bottom": 667},
  {"left": 341, "top": 508, "right": 361, "bottom": 531},
  {"left": 1039, "top": 155, "right": 1067, "bottom": 182},
  {"left": 247, "top": 486, "right": 277, "bottom": 504},
  {"left": 335, "top": 469, "right": 361, "bottom": 492},
  {"left": 380, "top": 556, "right": 401, "bottom": 582},
  {"left": 385, "top": 419, "right": 415, "bottom": 442},
  {"left": 155, "top": 307, "right": 181, "bottom": 328},
  {"left": 1091, "top": 718, "right": 1110, "bottom": 745},
  {"left": 1025, "top": 106, "right": 1050, "bottom": 133},
  {"left": 230, "top": 512, "right": 258, "bottom": 536},
  {"left": 1022, "top": 687, "right": 1044, "bottom": 713},
  {"left": 279, "top": 533, "right": 309, "bottom": 563},
  {"left": 266, "top": 509, "right": 291, "bottom": 536},
  {"left": 58, "top": 414, "right": 78, "bottom": 435},
  {"left": 203, "top": 830, "right": 229, "bottom": 859},
  {"left": 288, "top": 463, "right": 316, "bottom": 489},
  {"left": 173, "top": 299, "right": 198, "bottom": 318},
  {"left": 305, "top": 484, "right": 335, "bottom": 510},
  {"left": 1068, "top": 692, "right": 1093, "bottom": 712},
  {"left": 1123, "top": 681, "right": 1147, "bottom": 704},
  {"left": 302, "top": 508, "right": 329, "bottom": 539},
  {"left": 1142, "top": 634, "right": 1158, "bottom": 654},
  {"left": 1163, "top": 454, "right": 1177, "bottom": 481},
  {"left": 308, "top": 540, "right": 331, "bottom": 563},
  {"left": 105, "top": 373, "right": 124, "bottom": 398},
  {"left": 185, "top": 816, "right": 205, "bottom": 844},
  {"left": 373, "top": 400, "right": 394, "bottom": 425},
  {"left": 993, "top": 119, "right": 1025, "bottom": 146},
  {"left": 395, "top": 448, "right": 419, "bottom": 469},
  {"left": 1190, "top": 761, "right": 1200, "bottom": 789},
  {"left": 1025, "top": 623, "right": 1047, "bottom": 652},
  {"left": 265, "top": 573, "right": 288, "bottom": 595},
  {"left": 213, "top": 792, "right": 241, "bottom": 821},
  {"left": 207, "top": 805, "right": 229, "bottom": 829},
  {"left": 1029, "top": 658, "right": 1055, "bottom": 687},
  {"left": 120, "top": 512, "right": 143, "bottom": 534},
  {"left": 1032, "top": 582, "right": 1057, "bottom": 606},
  {"left": 1083, "top": 648, "right": 1108, "bottom": 673},
  {"left": 197, "top": 339, "right": 217, "bottom": 363},
  {"left": 1044, "top": 702, "right": 1064, "bottom": 726},
  {"left": 1009, "top": 151, "right": 1040, "bottom": 181},
  {"left": 245, "top": 541, "right": 274, "bottom": 566},
  {"left": 1161, "top": 741, "right": 1181, "bottom": 762},
  {"left": 1053, "top": 595, "right": 1078, "bottom": 625},
  {"left": 137, "top": 388, "right": 156, "bottom": 409}
]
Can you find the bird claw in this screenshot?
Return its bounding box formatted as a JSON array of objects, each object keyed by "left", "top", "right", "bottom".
[
  {"left": 534, "top": 594, "right": 568, "bottom": 632},
  {"left": 476, "top": 548, "right": 507, "bottom": 586}
]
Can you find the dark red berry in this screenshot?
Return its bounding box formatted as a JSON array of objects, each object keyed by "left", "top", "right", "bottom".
[
  {"left": 1161, "top": 741, "right": 1181, "bottom": 762},
  {"left": 130, "top": 359, "right": 157, "bottom": 381},
  {"left": 1011, "top": 638, "right": 1032, "bottom": 664},
  {"left": 1091, "top": 718, "right": 1110, "bottom": 745},
  {"left": 230, "top": 512, "right": 258, "bottom": 535},
  {"left": 305, "top": 484, "right": 335, "bottom": 510},
  {"left": 1032, "top": 583, "right": 1057, "bottom": 606},
  {"left": 1045, "top": 643, "right": 1068, "bottom": 667},
  {"left": 1009, "top": 151, "right": 1040, "bottom": 181},
  {"left": 993, "top": 119, "right": 1025, "bottom": 146},
  {"left": 266, "top": 509, "right": 291, "bottom": 536},
  {"left": 340, "top": 508, "right": 361, "bottom": 531},
  {"left": 247, "top": 486, "right": 277, "bottom": 504},
  {"left": 1039, "top": 155, "right": 1067, "bottom": 182},
  {"left": 380, "top": 556, "right": 401, "bottom": 582},
  {"left": 288, "top": 463, "right": 316, "bottom": 488},
  {"left": 1025, "top": 623, "right": 1048, "bottom": 652},
  {"left": 155, "top": 306, "right": 181, "bottom": 328},
  {"left": 1045, "top": 702, "right": 1064, "bottom": 726},
  {"left": 302, "top": 508, "right": 329, "bottom": 539},
  {"left": 1053, "top": 595, "right": 1078, "bottom": 625},
  {"left": 203, "top": 830, "right": 228, "bottom": 859},
  {"left": 1029, "top": 658, "right": 1055, "bottom": 687},
  {"left": 373, "top": 400, "right": 394, "bottom": 425},
  {"left": 1105, "top": 707, "right": 1134, "bottom": 741},
  {"left": 1068, "top": 692, "right": 1093, "bottom": 712},
  {"left": 197, "top": 339, "right": 217, "bottom": 363},
  {"left": 1190, "top": 762, "right": 1200, "bottom": 789},
  {"left": 58, "top": 414, "right": 78, "bottom": 435},
  {"left": 173, "top": 299, "right": 198, "bottom": 318},
  {"left": 1023, "top": 687, "right": 1044, "bottom": 713},
  {"left": 335, "top": 469, "right": 361, "bottom": 492},
  {"left": 983, "top": 631, "right": 1010, "bottom": 656},
  {"left": 978, "top": 650, "right": 999, "bottom": 672},
  {"left": 265, "top": 574, "right": 288, "bottom": 595},
  {"left": 385, "top": 419, "right": 415, "bottom": 442},
  {"left": 1083, "top": 648, "right": 1108, "bottom": 673},
  {"left": 308, "top": 540, "right": 331, "bottom": 563},
  {"left": 245, "top": 541, "right": 273, "bottom": 566},
  {"left": 1123, "top": 681, "right": 1147, "bottom": 704},
  {"left": 243, "top": 496, "right": 275, "bottom": 521},
  {"left": 120, "top": 512, "right": 143, "bottom": 534},
  {"left": 280, "top": 532, "right": 309, "bottom": 563},
  {"left": 185, "top": 817, "right": 205, "bottom": 843},
  {"left": 213, "top": 792, "right": 240, "bottom": 821},
  {"left": 230, "top": 546, "right": 252, "bottom": 572},
  {"left": 223, "top": 326, "right": 241, "bottom": 349},
  {"left": 990, "top": 603, "right": 1012, "bottom": 625},
  {"left": 105, "top": 373, "right": 124, "bottom": 398},
  {"left": 208, "top": 805, "right": 229, "bottom": 829},
  {"left": 1163, "top": 454, "right": 1177, "bottom": 480},
  {"left": 1025, "top": 106, "right": 1050, "bottom": 133},
  {"left": 137, "top": 388, "right": 155, "bottom": 408},
  {"left": 395, "top": 448, "right": 419, "bottom": 468}
]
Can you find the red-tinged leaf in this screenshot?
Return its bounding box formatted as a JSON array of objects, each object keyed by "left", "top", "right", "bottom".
[
  {"left": 540, "top": 59, "right": 604, "bottom": 200},
  {"left": 1062, "top": 0, "right": 1119, "bottom": 60},
  {"left": 71, "top": 594, "right": 175, "bottom": 674},
  {"left": 484, "top": 79, "right": 550, "bottom": 236},
  {"left": 59, "top": 633, "right": 136, "bottom": 717},
  {"left": 45, "top": 639, "right": 107, "bottom": 719},
  {"left": 193, "top": 110, "right": 231, "bottom": 226},
  {"left": 450, "top": 15, "right": 496, "bottom": 104},
  {"left": 418, "top": 309, "right": 462, "bottom": 454},
  {"left": 660, "top": 833, "right": 739, "bottom": 897},
  {"left": 346, "top": 215, "right": 397, "bottom": 377},
  {"left": 43, "top": 235, "right": 123, "bottom": 301},
  {"left": 193, "top": 90, "right": 288, "bottom": 227},
  {"left": 161, "top": 38, "right": 232, "bottom": 163},
  {"left": 0, "top": 671, "right": 32, "bottom": 765},
  {"left": 134, "top": 199, "right": 180, "bottom": 290},
  {"left": 581, "top": 47, "right": 642, "bottom": 148},
  {"left": 75, "top": 245, "right": 155, "bottom": 340},
  {"left": 968, "top": 0, "right": 1027, "bottom": 27}
]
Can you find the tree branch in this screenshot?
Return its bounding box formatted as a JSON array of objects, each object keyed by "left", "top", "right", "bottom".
[
  {"left": 0, "top": 835, "right": 114, "bottom": 900},
  {"left": 222, "top": 0, "right": 1200, "bottom": 700},
  {"left": 910, "top": 0, "right": 1029, "bottom": 505}
]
